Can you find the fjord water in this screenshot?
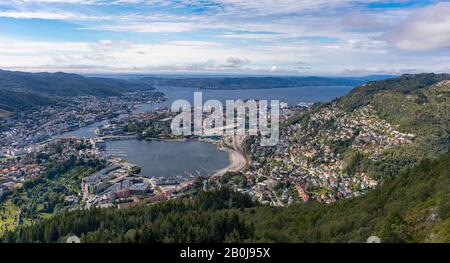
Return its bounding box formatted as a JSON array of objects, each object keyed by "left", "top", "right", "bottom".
[
  {"left": 105, "top": 139, "right": 230, "bottom": 178},
  {"left": 64, "top": 86, "right": 352, "bottom": 138},
  {"left": 64, "top": 86, "right": 354, "bottom": 178},
  {"left": 136, "top": 85, "right": 353, "bottom": 112}
]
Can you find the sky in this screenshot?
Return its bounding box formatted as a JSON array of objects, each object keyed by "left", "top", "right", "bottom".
[{"left": 0, "top": 0, "right": 450, "bottom": 76}]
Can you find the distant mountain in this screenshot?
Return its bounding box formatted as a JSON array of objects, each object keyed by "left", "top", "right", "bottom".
[
  {"left": 139, "top": 75, "right": 396, "bottom": 90},
  {"left": 0, "top": 70, "right": 396, "bottom": 112},
  {"left": 0, "top": 69, "right": 155, "bottom": 112},
  {"left": 338, "top": 73, "right": 450, "bottom": 110},
  {"left": 0, "top": 69, "right": 155, "bottom": 96}
]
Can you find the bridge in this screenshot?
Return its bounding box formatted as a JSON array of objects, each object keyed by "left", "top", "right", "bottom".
[
  {"left": 53, "top": 134, "right": 136, "bottom": 142},
  {"left": 95, "top": 135, "right": 137, "bottom": 141}
]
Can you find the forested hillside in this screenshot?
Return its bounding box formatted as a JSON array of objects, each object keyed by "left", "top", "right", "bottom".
[
  {"left": 339, "top": 74, "right": 450, "bottom": 177},
  {"left": 0, "top": 89, "right": 56, "bottom": 112},
  {"left": 0, "top": 69, "right": 394, "bottom": 112},
  {"left": 3, "top": 188, "right": 255, "bottom": 243},
  {"left": 338, "top": 73, "right": 450, "bottom": 111},
  {"left": 3, "top": 150, "right": 449, "bottom": 243},
  {"left": 0, "top": 69, "right": 155, "bottom": 112},
  {"left": 139, "top": 75, "right": 394, "bottom": 90},
  {"left": 244, "top": 150, "right": 450, "bottom": 243}
]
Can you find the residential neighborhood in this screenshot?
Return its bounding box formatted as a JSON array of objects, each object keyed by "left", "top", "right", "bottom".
[{"left": 211, "top": 103, "right": 415, "bottom": 206}]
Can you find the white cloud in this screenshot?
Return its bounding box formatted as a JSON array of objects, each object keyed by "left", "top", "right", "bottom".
[
  {"left": 0, "top": 1, "right": 449, "bottom": 74},
  {"left": 1, "top": 0, "right": 124, "bottom": 4},
  {"left": 91, "top": 22, "right": 199, "bottom": 33},
  {"left": 341, "top": 12, "right": 384, "bottom": 31},
  {"left": 0, "top": 10, "right": 109, "bottom": 20},
  {"left": 168, "top": 41, "right": 224, "bottom": 47},
  {"left": 386, "top": 2, "right": 450, "bottom": 51}
]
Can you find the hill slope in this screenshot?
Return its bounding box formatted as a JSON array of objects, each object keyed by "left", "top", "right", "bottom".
[
  {"left": 244, "top": 150, "right": 450, "bottom": 243},
  {"left": 337, "top": 74, "right": 450, "bottom": 174},
  {"left": 3, "top": 150, "right": 449, "bottom": 243},
  {"left": 0, "top": 69, "right": 155, "bottom": 112},
  {"left": 338, "top": 73, "right": 450, "bottom": 111},
  {"left": 0, "top": 89, "right": 56, "bottom": 112},
  {"left": 139, "top": 75, "right": 395, "bottom": 90}
]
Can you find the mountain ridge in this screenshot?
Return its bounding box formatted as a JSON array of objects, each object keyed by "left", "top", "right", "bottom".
[
  {"left": 0, "top": 69, "right": 155, "bottom": 112},
  {"left": 139, "top": 75, "right": 397, "bottom": 90}
]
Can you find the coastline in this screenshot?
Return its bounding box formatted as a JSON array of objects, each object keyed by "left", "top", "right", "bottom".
[
  {"left": 148, "top": 136, "right": 248, "bottom": 178},
  {"left": 102, "top": 137, "right": 238, "bottom": 179},
  {"left": 212, "top": 145, "right": 247, "bottom": 178}
]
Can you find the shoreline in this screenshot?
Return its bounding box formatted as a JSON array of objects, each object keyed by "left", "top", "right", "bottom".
[
  {"left": 212, "top": 144, "right": 247, "bottom": 178},
  {"left": 101, "top": 137, "right": 244, "bottom": 179}
]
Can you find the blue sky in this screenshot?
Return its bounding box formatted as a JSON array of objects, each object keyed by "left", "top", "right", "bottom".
[{"left": 0, "top": 0, "right": 449, "bottom": 75}]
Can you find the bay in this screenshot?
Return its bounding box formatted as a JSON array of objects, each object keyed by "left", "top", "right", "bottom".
[{"left": 104, "top": 139, "right": 230, "bottom": 178}]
